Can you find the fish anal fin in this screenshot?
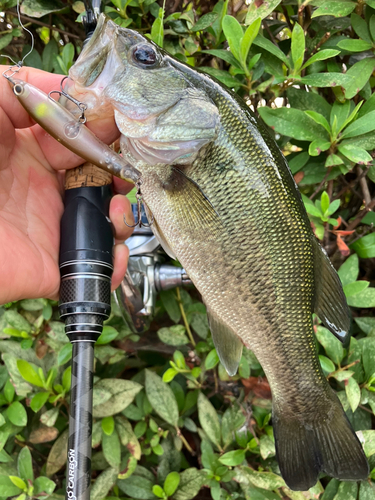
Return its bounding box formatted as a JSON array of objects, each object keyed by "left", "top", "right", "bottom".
[
  {"left": 207, "top": 308, "right": 243, "bottom": 376},
  {"left": 313, "top": 238, "right": 351, "bottom": 344}
]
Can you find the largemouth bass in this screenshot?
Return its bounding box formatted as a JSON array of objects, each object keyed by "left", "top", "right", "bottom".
[{"left": 66, "top": 14, "right": 368, "bottom": 490}]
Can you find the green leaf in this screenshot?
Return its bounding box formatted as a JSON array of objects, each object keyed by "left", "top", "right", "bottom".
[
  {"left": 354, "top": 317, "right": 375, "bottom": 335},
  {"left": 350, "top": 232, "right": 375, "bottom": 258},
  {"left": 102, "top": 428, "right": 121, "bottom": 468},
  {"left": 288, "top": 152, "right": 310, "bottom": 174},
  {"left": 7, "top": 402, "right": 27, "bottom": 427},
  {"left": 219, "top": 449, "right": 245, "bottom": 466},
  {"left": 153, "top": 485, "right": 165, "bottom": 498},
  {"left": 343, "top": 281, "right": 370, "bottom": 297},
  {"left": 287, "top": 87, "right": 332, "bottom": 121},
  {"left": 302, "top": 49, "right": 340, "bottom": 70},
  {"left": 62, "top": 366, "right": 71, "bottom": 392},
  {"left": 360, "top": 430, "right": 375, "bottom": 457},
  {"left": 346, "top": 376, "right": 361, "bottom": 412},
  {"left": 240, "top": 18, "right": 261, "bottom": 68},
  {"left": 344, "top": 58, "right": 375, "bottom": 100},
  {"left": 359, "top": 482, "right": 375, "bottom": 500},
  {"left": 253, "top": 35, "right": 290, "bottom": 67},
  {"left": 319, "top": 355, "right": 335, "bottom": 373},
  {"left": 338, "top": 254, "right": 359, "bottom": 286},
  {"left": 222, "top": 15, "right": 243, "bottom": 62},
  {"left": 304, "top": 111, "right": 331, "bottom": 135},
  {"left": 201, "top": 49, "right": 240, "bottom": 68},
  {"left": 164, "top": 471, "right": 180, "bottom": 496},
  {"left": 341, "top": 111, "right": 375, "bottom": 139},
  {"left": 33, "top": 476, "right": 56, "bottom": 496},
  {"left": 320, "top": 191, "right": 329, "bottom": 214},
  {"left": 172, "top": 468, "right": 205, "bottom": 500},
  {"left": 197, "top": 392, "right": 222, "bottom": 449},
  {"left": 40, "top": 407, "right": 59, "bottom": 427},
  {"left": 258, "top": 107, "right": 328, "bottom": 141},
  {"left": 96, "top": 326, "right": 118, "bottom": 345},
  {"left": 93, "top": 379, "right": 142, "bottom": 418},
  {"left": 351, "top": 13, "right": 372, "bottom": 43},
  {"left": 338, "top": 39, "right": 373, "bottom": 52},
  {"left": 101, "top": 416, "right": 115, "bottom": 436},
  {"left": 117, "top": 472, "right": 156, "bottom": 500},
  {"left": 145, "top": 370, "right": 179, "bottom": 427},
  {"left": 259, "top": 434, "right": 276, "bottom": 460},
  {"left": 0, "top": 475, "right": 22, "bottom": 496},
  {"left": 315, "top": 326, "right": 344, "bottom": 365},
  {"left": 337, "top": 144, "right": 372, "bottom": 164},
  {"left": 58, "top": 343, "right": 73, "bottom": 366},
  {"left": 162, "top": 368, "right": 178, "bottom": 383},
  {"left": 347, "top": 287, "right": 375, "bottom": 308},
  {"left": 21, "top": 0, "right": 65, "bottom": 17},
  {"left": 326, "top": 199, "right": 340, "bottom": 215},
  {"left": 0, "top": 33, "right": 12, "bottom": 51},
  {"left": 300, "top": 72, "right": 353, "bottom": 88},
  {"left": 235, "top": 466, "right": 285, "bottom": 490},
  {"left": 9, "top": 476, "right": 26, "bottom": 490},
  {"left": 311, "top": 1, "right": 356, "bottom": 19},
  {"left": 192, "top": 12, "right": 218, "bottom": 32},
  {"left": 16, "top": 360, "right": 44, "bottom": 387},
  {"left": 157, "top": 325, "right": 189, "bottom": 346},
  {"left": 360, "top": 338, "right": 375, "bottom": 379},
  {"left": 4, "top": 379, "right": 15, "bottom": 403},
  {"left": 160, "top": 290, "right": 181, "bottom": 324},
  {"left": 305, "top": 204, "right": 322, "bottom": 217},
  {"left": 245, "top": 0, "right": 282, "bottom": 26},
  {"left": 291, "top": 23, "right": 305, "bottom": 72},
  {"left": 200, "top": 67, "right": 242, "bottom": 88},
  {"left": 151, "top": 14, "right": 164, "bottom": 48},
  {"left": 333, "top": 482, "right": 358, "bottom": 500},
  {"left": 17, "top": 446, "right": 33, "bottom": 482},
  {"left": 205, "top": 349, "right": 220, "bottom": 370},
  {"left": 309, "top": 139, "right": 331, "bottom": 156}
]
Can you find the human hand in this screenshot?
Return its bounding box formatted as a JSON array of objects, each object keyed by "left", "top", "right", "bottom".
[{"left": 0, "top": 66, "right": 133, "bottom": 304}]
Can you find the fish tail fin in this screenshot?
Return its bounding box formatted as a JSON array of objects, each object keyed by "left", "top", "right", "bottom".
[{"left": 273, "top": 395, "right": 369, "bottom": 491}]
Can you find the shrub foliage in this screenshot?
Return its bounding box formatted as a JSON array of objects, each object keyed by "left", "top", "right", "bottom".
[{"left": 1, "top": 1, "right": 375, "bottom": 499}]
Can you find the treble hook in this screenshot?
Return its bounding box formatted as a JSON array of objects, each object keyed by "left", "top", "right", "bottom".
[
  {"left": 124, "top": 179, "right": 154, "bottom": 228},
  {"left": 48, "top": 76, "right": 88, "bottom": 123}
]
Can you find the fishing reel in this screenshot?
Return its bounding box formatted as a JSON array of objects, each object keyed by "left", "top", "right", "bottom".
[{"left": 114, "top": 204, "right": 192, "bottom": 333}]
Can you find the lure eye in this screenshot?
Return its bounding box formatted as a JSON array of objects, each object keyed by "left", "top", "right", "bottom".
[{"left": 132, "top": 44, "right": 158, "bottom": 66}]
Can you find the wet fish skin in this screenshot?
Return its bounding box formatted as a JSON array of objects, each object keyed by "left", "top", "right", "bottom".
[{"left": 66, "top": 15, "right": 369, "bottom": 490}]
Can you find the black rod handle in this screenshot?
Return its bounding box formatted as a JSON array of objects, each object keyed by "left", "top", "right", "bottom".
[{"left": 60, "top": 163, "right": 113, "bottom": 500}]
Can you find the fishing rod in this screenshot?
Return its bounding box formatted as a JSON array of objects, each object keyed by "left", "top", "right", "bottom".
[{"left": 59, "top": 2, "right": 111, "bottom": 500}]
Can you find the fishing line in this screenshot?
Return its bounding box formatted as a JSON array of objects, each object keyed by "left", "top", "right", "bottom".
[{"left": 1, "top": 0, "right": 34, "bottom": 69}]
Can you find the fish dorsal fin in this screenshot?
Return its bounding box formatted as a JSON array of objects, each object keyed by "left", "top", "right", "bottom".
[
  {"left": 313, "top": 237, "right": 351, "bottom": 344},
  {"left": 207, "top": 307, "right": 243, "bottom": 376}
]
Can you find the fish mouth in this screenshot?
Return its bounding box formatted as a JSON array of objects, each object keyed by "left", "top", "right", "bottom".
[{"left": 62, "top": 14, "right": 146, "bottom": 122}]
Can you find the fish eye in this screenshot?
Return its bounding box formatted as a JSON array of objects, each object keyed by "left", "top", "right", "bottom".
[{"left": 132, "top": 44, "right": 158, "bottom": 67}]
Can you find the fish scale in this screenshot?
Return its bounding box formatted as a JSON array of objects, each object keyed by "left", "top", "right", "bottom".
[{"left": 66, "top": 15, "right": 369, "bottom": 489}]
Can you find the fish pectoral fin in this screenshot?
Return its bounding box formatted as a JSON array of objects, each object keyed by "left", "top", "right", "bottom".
[
  {"left": 150, "top": 215, "right": 177, "bottom": 260},
  {"left": 207, "top": 308, "right": 243, "bottom": 376},
  {"left": 313, "top": 237, "right": 351, "bottom": 344}
]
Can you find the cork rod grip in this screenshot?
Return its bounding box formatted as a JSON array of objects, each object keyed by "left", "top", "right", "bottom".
[{"left": 65, "top": 163, "right": 112, "bottom": 190}]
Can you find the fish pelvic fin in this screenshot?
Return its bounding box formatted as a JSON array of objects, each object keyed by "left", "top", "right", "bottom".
[
  {"left": 313, "top": 237, "right": 351, "bottom": 344},
  {"left": 273, "top": 394, "right": 369, "bottom": 491},
  {"left": 207, "top": 308, "right": 243, "bottom": 376}
]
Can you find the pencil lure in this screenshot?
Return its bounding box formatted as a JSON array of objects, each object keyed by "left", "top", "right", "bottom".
[{"left": 7, "top": 77, "right": 140, "bottom": 184}]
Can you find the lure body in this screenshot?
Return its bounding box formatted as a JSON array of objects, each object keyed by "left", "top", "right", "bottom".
[{"left": 9, "top": 78, "right": 139, "bottom": 184}]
